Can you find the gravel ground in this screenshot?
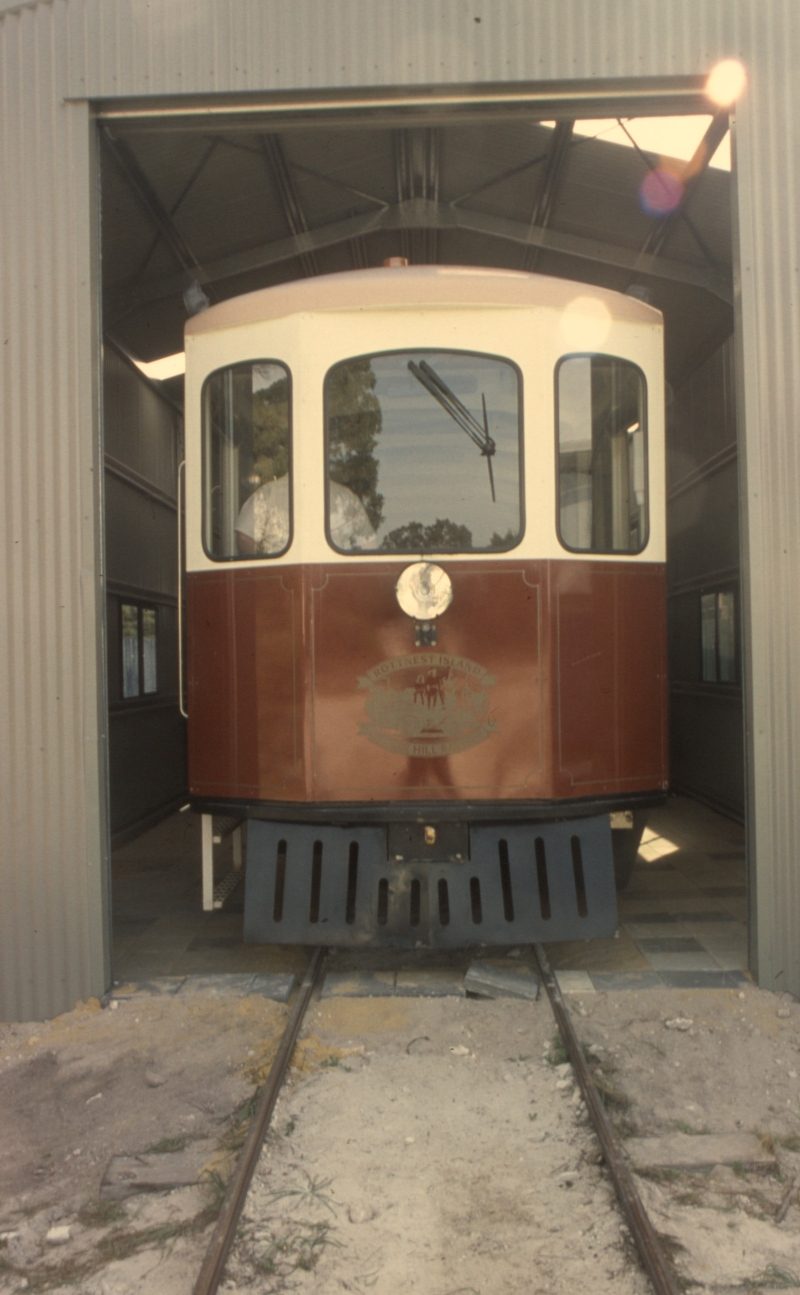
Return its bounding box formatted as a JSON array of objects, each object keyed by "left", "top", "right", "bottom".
[
  {"left": 227, "top": 993, "right": 648, "bottom": 1295},
  {"left": 2, "top": 973, "right": 800, "bottom": 1294}
]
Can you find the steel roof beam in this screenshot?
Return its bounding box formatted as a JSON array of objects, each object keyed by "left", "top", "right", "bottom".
[
  {"left": 531, "top": 119, "right": 574, "bottom": 227},
  {"left": 136, "top": 137, "right": 220, "bottom": 280},
  {"left": 633, "top": 110, "right": 730, "bottom": 262},
  {"left": 101, "top": 127, "right": 203, "bottom": 276},
  {"left": 113, "top": 197, "right": 732, "bottom": 312},
  {"left": 260, "top": 134, "right": 319, "bottom": 276},
  {"left": 394, "top": 128, "right": 440, "bottom": 262},
  {"left": 525, "top": 119, "right": 574, "bottom": 272}
]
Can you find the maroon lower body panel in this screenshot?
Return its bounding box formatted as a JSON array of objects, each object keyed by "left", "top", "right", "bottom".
[{"left": 186, "top": 559, "right": 667, "bottom": 805}]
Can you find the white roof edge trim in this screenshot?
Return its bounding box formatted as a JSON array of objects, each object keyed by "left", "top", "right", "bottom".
[{"left": 186, "top": 265, "right": 662, "bottom": 337}]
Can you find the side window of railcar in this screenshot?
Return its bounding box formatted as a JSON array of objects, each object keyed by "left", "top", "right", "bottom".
[
  {"left": 202, "top": 361, "right": 291, "bottom": 560},
  {"left": 556, "top": 355, "right": 648, "bottom": 554},
  {"left": 324, "top": 350, "right": 523, "bottom": 554}
]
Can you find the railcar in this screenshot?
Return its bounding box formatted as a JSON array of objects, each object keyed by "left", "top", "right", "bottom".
[{"left": 183, "top": 263, "right": 667, "bottom": 947}]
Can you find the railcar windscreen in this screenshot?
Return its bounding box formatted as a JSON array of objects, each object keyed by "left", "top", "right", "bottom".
[
  {"left": 557, "top": 355, "right": 648, "bottom": 554},
  {"left": 202, "top": 361, "right": 291, "bottom": 560},
  {"left": 324, "top": 350, "right": 523, "bottom": 554}
]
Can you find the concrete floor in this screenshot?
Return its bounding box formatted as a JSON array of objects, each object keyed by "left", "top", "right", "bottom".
[{"left": 110, "top": 795, "right": 747, "bottom": 992}]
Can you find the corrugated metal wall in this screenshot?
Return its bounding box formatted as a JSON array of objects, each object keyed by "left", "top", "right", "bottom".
[
  {"left": 0, "top": 21, "right": 108, "bottom": 1020},
  {"left": 2, "top": 0, "right": 799, "bottom": 1014}
]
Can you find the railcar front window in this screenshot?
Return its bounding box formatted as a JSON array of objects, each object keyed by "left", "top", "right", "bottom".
[
  {"left": 557, "top": 355, "right": 647, "bottom": 554},
  {"left": 202, "top": 361, "right": 291, "bottom": 560},
  {"left": 324, "top": 350, "right": 523, "bottom": 554}
]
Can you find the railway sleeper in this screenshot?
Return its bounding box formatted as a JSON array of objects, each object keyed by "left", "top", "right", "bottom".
[{"left": 243, "top": 816, "right": 618, "bottom": 947}]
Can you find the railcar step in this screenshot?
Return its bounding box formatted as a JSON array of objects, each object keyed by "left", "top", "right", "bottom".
[{"left": 243, "top": 817, "right": 618, "bottom": 947}]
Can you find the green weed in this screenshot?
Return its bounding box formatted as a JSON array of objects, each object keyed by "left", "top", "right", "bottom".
[
  {"left": 637, "top": 1167, "right": 679, "bottom": 1184},
  {"left": 746, "top": 1265, "right": 800, "bottom": 1289},
  {"left": 547, "top": 1033, "right": 568, "bottom": 1067},
  {"left": 203, "top": 1170, "right": 228, "bottom": 1215},
  {"left": 255, "top": 1222, "right": 339, "bottom": 1278},
  {"left": 267, "top": 1172, "right": 337, "bottom": 1216},
  {"left": 77, "top": 1200, "right": 126, "bottom": 1228},
  {"left": 145, "top": 1135, "right": 189, "bottom": 1154},
  {"left": 593, "top": 1073, "right": 630, "bottom": 1110}
]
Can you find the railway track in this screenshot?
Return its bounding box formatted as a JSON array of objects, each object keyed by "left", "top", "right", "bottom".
[
  {"left": 192, "top": 946, "right": 680, "bottom": 1295},
  {"left": 193, "top": 947, "right": 328, "bottom": 1295}
]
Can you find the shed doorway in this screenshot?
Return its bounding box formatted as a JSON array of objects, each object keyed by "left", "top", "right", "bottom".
[{"left": 98, "top": 86, "right": 746, "bottom": 987}]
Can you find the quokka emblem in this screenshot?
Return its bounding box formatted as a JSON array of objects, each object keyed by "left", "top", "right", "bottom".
[{"left": 357, "top": 653, "right": 497, "bottom": 757}]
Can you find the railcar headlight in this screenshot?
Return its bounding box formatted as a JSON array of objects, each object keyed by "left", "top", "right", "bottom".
[{"left": 395, "top": 562, "right": 453, "bottom": 620}]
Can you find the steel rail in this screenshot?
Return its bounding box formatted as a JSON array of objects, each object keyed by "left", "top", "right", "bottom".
[
  {"left": 532, "top": 944, "right": 681, "bottom": 1295},
  {"left": 193, "top": 947, "right": 327, "bottom": 1295}
]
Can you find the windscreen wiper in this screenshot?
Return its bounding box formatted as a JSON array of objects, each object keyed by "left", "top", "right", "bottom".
[{"left": 408, "top": 359, "right": 496, "bottom": 502}]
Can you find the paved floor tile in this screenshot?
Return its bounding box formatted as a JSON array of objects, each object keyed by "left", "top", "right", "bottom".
[
  {"left": 186, "top": 936, "right": 242, "bottom": 950},
  {"left": 698, "top": 941, "right": 748, "bottom": 971},
  {"left": 589, "top": 971, "right": 664, "bottom": 992},
  {"left": 178, "top": 973, "right": 258, "bottom": 996},
  {"left": 635, "top": 937, "right": 706, "bottom": 954},
  {"left": 642, "top": 950, "right": 720, "bottom": 971},
  {"left": 543, "top": 933, "right": 649, "bottom": 973},
  {"left": 623, "top": 922, "right": 690, "bottom": 941},
  {"left": 395, "top": 969, "right": 466, "bottom": 997},
  {"left": 659, "top": 897, "right": 737, "bottom": 915},
  {"left": 249, "top": 972, "right": 297, "bottom": 1001},
  {"left": 322, "top": 971, "right": 396, "bottom": 998},
  {"left": 663, "top": 910, "right": 737, "bottom": 923},
  {"left": 617, "top": 892, "right": 679, "bottom": 907},
  {"left": 627, "top": 875, "right": 701, "bottom": 893},
  {"left": 554, "top": 970, "right": 595, "bottom": 995},
  {"left": 659, "top": 970, "right": 748, "bottom": 989},
  {"left": 617, "top": 911, "right": 678, "bottom": 924},
  {"left": 111, "top": 977, "right": 186, "bottom": 998},
  {"left": 465, "top": 962, "right": 540, "bottom": 1000},
  {"left": 682, "top": 920, "right": 746, "bottom": 938},
  {"left": 718, "top": 900, "right": 747, "bottom": 922}
]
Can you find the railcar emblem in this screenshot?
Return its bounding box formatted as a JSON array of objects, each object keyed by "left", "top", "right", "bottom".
[{"left": 357, "top": 653, "right": 497, "bottom": 757}]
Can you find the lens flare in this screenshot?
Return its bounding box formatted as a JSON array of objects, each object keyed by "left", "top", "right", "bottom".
[
  {"left": 706, "top": 59, "right": 747, "bottom": 107},
  {"left": 639, "top": 166, "right": 684, "bottom": 217},
  {"left": 560, "top": 296, "right": 612, "bottom": 351}
]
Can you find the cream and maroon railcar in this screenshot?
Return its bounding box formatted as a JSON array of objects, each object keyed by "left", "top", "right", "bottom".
[{"left": 183, "top": 265, "right": 667, "bottom": 947}]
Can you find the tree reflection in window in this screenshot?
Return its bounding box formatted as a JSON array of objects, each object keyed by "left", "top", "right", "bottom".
[
  {"left": 325, "top": 350, "right": 523, "bottom": 555},
  {"left": 203, "top": 361, "right": 291, "bottom": 560},
  {"left": 380, "top": 519, "right": 473, "bottom": 552},
  {"left": 327, "top": 357, "right": 384, "bottom": 531}
]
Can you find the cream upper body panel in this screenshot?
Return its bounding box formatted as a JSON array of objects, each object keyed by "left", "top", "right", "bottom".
[{"left": 184, "top": 267, "right": 665, "bottom": 573}]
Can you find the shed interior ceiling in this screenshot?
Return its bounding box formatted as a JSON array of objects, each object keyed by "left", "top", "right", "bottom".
[{"left": 100, "top": 112, "right": 733, "bottom": 403}]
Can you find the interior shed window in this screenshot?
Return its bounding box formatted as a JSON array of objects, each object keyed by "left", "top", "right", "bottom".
[
  {"left": 121, "top": 603, "right": 157, "bottom": 699},
  {"left": 324, "top": 350, "right": 523, "bottom": 554},
  {"left": 557, "top": 355, "right": 647, "bottom": 554},
  {"left": 203, "top": 361, "right": 291, "bottom": 560},
  {"left": 701, "top": 590, "right": 736, "bottom": 683}
]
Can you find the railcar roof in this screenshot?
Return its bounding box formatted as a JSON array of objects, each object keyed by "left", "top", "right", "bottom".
[{"left": 185, "top": 264, "right": 661, "bottom": 337}]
